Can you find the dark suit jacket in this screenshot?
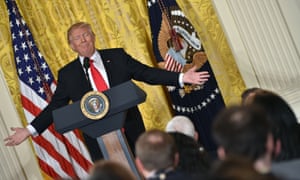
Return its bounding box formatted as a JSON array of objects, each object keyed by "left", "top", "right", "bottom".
[{"left": 31, "top": 48, "right": 180, "bottom": 161}]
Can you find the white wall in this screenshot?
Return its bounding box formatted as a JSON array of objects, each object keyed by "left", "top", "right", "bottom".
[
  {"left": 278, "top": 0, "right": 300, "bottom": 53},
  {"left": 212, "top": 0, "right": 300, "bottom": 122}
]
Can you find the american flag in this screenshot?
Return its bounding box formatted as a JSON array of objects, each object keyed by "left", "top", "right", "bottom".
[{"left": 6, "top": 0, "right": 93, "bottom": 179}]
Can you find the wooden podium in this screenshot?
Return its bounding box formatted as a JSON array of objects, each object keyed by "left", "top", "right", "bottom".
[{"left": 52, "top": 81, "right": 146, "bottom": 179}]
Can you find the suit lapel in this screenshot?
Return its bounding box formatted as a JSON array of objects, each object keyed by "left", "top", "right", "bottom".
[{"left": 98, "top": 50, "right": 115, "bottom": 86}]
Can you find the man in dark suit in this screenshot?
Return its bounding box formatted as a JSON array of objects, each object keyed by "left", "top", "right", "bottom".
[
  {"left": 135, "top": 129, "right": 193, "bottom": 180},
  {"left": 4, "top": 22, "right": 210, "bottom": 161}
]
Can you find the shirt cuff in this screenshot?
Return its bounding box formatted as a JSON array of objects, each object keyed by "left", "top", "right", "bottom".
[
  {"left": 179, "top": 73, "right": 184, "bottom": 88},
  {"left": 27, "top": 124, "right": 38, "bottom": 137}
]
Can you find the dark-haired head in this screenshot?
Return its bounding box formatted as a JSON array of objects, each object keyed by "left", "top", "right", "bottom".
[
  {"left": 241, "top": 87, "right": 260, "bottom": 105},
  {"left": 168, "top": 132, "right": 211, "bottom": 175},
  {"left": 213, "top": 105, "right": 272, "bottom": 161},
  {"left": 246, "top": 90, "right": 300, "bottom": 161}
]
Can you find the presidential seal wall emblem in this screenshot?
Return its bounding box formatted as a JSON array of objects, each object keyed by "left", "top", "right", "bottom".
[{"left": 80, "top": 91, "right": 109, "bottom": 120}]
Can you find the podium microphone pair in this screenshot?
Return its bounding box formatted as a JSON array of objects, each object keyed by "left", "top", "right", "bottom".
[{"left": 83, "top": 57, "right": 92, "bottom": 88}]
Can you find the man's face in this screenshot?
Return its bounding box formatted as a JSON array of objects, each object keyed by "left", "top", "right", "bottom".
[{"left": 69, "top": 26, "right": 95, "bottom": 57}]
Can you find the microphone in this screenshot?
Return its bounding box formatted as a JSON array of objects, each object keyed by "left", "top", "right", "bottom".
[
  {"left": 83, "top": 57, "right": 92, "bottom": 88},
  {"left": 83, "top": 57, "right": 90, "bottom": 70}
]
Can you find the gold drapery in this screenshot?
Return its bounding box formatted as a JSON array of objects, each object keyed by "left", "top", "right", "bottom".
[
  {"left": 0, "top": 0, "right": 244, "bottom": 178},
  {"left": 177, "top": 0, "right": 246, "bottom": 104}
]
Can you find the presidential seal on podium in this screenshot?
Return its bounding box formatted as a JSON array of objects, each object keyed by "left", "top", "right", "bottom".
[{"left": 80, "top": 91, "right": 109, "bottom": 120}]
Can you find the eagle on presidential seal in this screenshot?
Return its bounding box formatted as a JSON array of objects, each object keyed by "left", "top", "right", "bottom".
[{"left": 156, "top": 6, "right": 208, "bottom": 96}]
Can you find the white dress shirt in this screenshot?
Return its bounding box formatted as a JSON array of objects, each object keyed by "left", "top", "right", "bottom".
[{"left": 80, "top": 51, "right": 110, "bottom": 90}]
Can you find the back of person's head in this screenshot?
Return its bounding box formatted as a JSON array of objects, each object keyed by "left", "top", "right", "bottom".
[
  {"left": 208, "top": 155, "right": 279, "bottom": 180},
  {"left": 212, "top": 105, "right": 271, "bottom": 161},
  {"left": 165, "top": 115, "right": 198, "bottom": 140},
  {"left": 135, "top": 129, "right": 177, "bottom": 171},
  {"left": 241, "top": 87, "right": 260, "bottom": 105},
  {"left": 88, "top": 160, "right": 136, "bottom": 180},
  {"left": 246, "top": 89, "right": 300, "bottom": 161},
  {"left": 168, "top": 132, "right": 211, "bottom": 176}
]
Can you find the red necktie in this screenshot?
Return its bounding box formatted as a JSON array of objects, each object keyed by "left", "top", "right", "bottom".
[
  {"left": 90, "top": 60, "right": 108, "bottom": 91},
  {"left": 90, "top": 60, "right": 124, "bottom": 132}
]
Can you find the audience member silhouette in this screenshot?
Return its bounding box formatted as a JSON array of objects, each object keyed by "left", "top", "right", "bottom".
[
  {"left": 165, "top": 115, "right": 199, "bottom": 141},
  {"left": 212, "top": 105, "right": 277, "bottom": 177},
  {"left": 245, "top": 89, "right": 300, "bottom": 179},
  {"left": 165, "top": 115, "right": 211, "bottom": 177},
  {"left": 168, "top": 132, "right": 210, "bottom": 179},
  {"left": 135, "top": 129, "right": 191, "bottom": 180},
  {"left": 240, "top": 87, "right": 260, "bottom": 105},
  {"left": 208, "top": 155, "right": 279, "bottom": 180},
  {"left": 88, "top": 160, "right": 136, "bottom": 180}
]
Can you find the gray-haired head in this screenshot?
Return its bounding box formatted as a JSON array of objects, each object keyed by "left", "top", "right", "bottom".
[{"left": 165, "top": 115, "right": 197, "bottom": 140}]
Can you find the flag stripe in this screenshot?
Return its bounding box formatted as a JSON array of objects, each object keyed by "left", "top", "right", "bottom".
[
  {"left": 47, "top": 126, "right": 93, "bottom": 171},
  {"left": 68, "top": 157, "right": 90, "bottom": 177},
  {"left": 21, "top": 94, "right": 42, "bottom": 118},
  {"left": 33, "top": 135, "right": 77, "bottom": 177},
  {"left": 34, "top": 142, "right": 71, "bottom": 178},
  {"left": 61, "top": 132, "right": 93, "bottom": 171},
  {"left": 19, "top": 81, "right": 49, "bottom": 113},
  {"left": 164, "top": 53, "right": 183, "bottom": 72},
  {"left": 37, "top": 158, "right": 60, "bottom": 178}
]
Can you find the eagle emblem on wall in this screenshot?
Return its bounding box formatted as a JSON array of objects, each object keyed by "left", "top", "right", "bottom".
[{"left": 157, "top": 6, "right": 208, "bottom": 95}]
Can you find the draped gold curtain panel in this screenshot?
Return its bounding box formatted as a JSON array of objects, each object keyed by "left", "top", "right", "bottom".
[{"left": 0, "top": 0, "right": 244, "bottom": 149}]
